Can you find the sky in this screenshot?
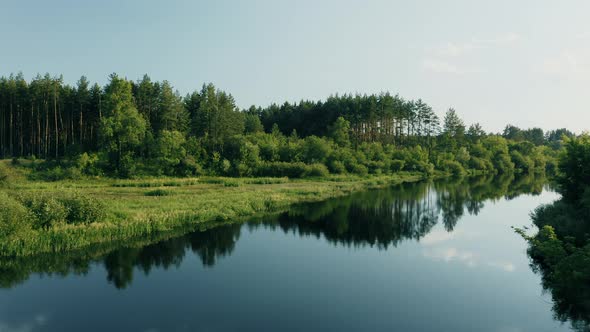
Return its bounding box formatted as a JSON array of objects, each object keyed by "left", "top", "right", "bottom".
[{"left": 1, "top": 0, "right": 589, "bottom": 133}]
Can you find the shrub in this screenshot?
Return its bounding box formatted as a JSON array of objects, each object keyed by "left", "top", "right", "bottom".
[
  {"left": 301, "top": 136, "right": 331, "bottom": 164},
  {"left": 305, "top": 163, "right": 330, "bottom": 177},
  {"left": 390, "top": 160, "right": 405, "bottom": 172},
  {"left": 19, "top": 194, "right": 68, "bottom": 229},
  {"left": 468, "top": 156, "right": 493, "bottom": 172},
  {"left": 510, "top": 150, "right": 533, "bottom": 173},
  {"left": 76, "top": 152, "right": 101, "bottom": 175},
  {"left": 0, "top": 165, "right": 8, "bottom": 185},
  {"left": 178, "top": 156, "right": 203, "bottom": 176},
  {"left": 440, "top": 160, "right": 466, "bottom": 176},
  {"left": 349, "top": 163, "right": 369, "bottom": 176},
  {"left": 0, "top": 192, "right": 32, "bottom": 238},
  {"left": 367, "top": 161, "right": 386, "bottom": 174},
  {"left": 255, "top": 161, "right": 309, "bottom": 178},
  {"left": 60, "top": 193, "right": 106, "bottom": 224},
  {"left": 328, "top": 160, "right": 347, "bottom": 174},
  {"left": 16, "top": 192, "right": 105, "bottom": 228},
  {"left": 145, "top": 189, "right": 173, "bottom": 196}
]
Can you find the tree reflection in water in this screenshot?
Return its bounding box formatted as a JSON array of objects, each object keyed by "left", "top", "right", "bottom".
[{"left": 0, "top": 174, "right": 546, "bottom": 290}]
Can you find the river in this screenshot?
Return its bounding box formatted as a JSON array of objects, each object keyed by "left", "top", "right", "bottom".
[{"left": 0, "top": 175, "right": 574, "bottom": 331}]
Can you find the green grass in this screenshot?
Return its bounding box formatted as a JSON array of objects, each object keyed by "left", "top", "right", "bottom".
[{"left": 0, "top": 160, "right": 425, "bottom": 257}]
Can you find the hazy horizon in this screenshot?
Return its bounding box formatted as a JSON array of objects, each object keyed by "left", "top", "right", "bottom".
[{"left": 2, "top": 0, "right": 589, "bottom": 133}]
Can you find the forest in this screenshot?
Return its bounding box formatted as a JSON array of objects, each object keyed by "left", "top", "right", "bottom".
[
  {"left": 0, "top": 73, "right": 574, "bottom": 180},
  {"left": 0, "top": 72, "right": 578, "bottom": 257}
]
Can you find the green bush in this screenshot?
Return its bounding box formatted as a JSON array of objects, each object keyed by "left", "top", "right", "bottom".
[
  {"left": 349, "top": 163, "right": 369, "bottom": 176},
  {"left": 145, "top": 189, "right": 173, "bottom": 196},
  {"left": 390, "top": 160, "right": 405, "bottom": 172},
  {"left": 178, "top": 156, "right": 203, "bottom": 176},
  {"left": 19, "top": 194, "right": 68, "bottom": 229},
  {"left": 510, "top": 150, "right": 533, "bottom": 173},
  {"left": 60, "top": 193, "right": 106, "bottom": 224},
  {"left": 305, "top": 163, "right": 330, "bottom": 177},
  {"left": 255, "top": 161, "right": 309, "bottom": 178},
  {"left": 328, "top": 160, "right": 347, "bottom": 174},
  {"left": 0, "top": 192, "right": 32, "bottom": 238},
  {"left": 440, "top": 160, "right": 466, "bottom": 176},
  {"left": 17, "top": 192, "right": 105, "bottom": 228}
]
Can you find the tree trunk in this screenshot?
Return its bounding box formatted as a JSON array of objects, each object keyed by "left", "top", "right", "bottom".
[{"left": 54, "top": 87, "right": 58, "bottom": 159}]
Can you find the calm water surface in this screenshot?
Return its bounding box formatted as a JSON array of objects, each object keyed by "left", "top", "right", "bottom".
[{"left": 0, "top": 176, "right": 573, "bottom": 332}]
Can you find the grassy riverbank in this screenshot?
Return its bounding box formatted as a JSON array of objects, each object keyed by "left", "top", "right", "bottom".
[{"left": 0, "top": 160, "right": 424, "bottom": 256}]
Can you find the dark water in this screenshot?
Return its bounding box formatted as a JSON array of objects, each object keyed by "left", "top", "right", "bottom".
[{"left": 0, "top": 176, "right": 574, "bottom": 332}]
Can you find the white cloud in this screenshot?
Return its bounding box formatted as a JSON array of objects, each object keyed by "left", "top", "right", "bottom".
[
  {"left": 423, "top": 33, "right": 519, "bottom": 74},
  {"left": 422, "top": 59, "right": 483, "bottom": 75},
  {"left": 421, "top": 230, "right": 457, "bottom": 245},
  {"left": 432, "top": 33, "right": 521, "bottom": 58},
  {"left": 423, "top": 247, "right": 477, "bottom": 267},
  {"left": 423, "top": 247, "right": 516, "bottom": 272},
  {"left": 435, "top": 42, "right": 476, "bottom": 57},
  {"left": 422, "top": 59, "right": 462, "bottom": 74}
]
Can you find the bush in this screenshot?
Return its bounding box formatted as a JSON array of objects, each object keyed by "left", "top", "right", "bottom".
[
  {"left": 16, "top": 192, "right": 105, "bottom": 228},
  {"left": 440, "top": 160, "right": 466, "bottom": 176},
  {"left": 349, "top": 163, "right": 369, "bottom": 176},
  {"left": 0, "top": 167, "right": 8, "bottom": 186},
  {"left": 60, "top": 193, "right": 106, "bottom": 224},
  {"left": 255, "top": 162, "right": 309, "bottom": 178},
  {"left": 305, "top": 163, "right": 330, "bottom": 177},
  {"left": 328, "top": 160, "right": 347, "bottom": 174},
  {"left": 19, "top": 194, "right": 68, "bottom": 229},
  {"left": 0, "top": 192, "right": 32, "bottom": 238},
  {"left": 390, "top": 160, "right": 405, "bottom": 172},
  {"left": 468, "top": 156, "right": 491, "bottom": 172},
  {"left": 145, "top": 189, "right": 173, "bottom": 196},
  {"left": 510, "top": 150, "right": 533, "bottom": 173},
  {"left": 178, "top": 156, "right": 203, "bottom": 176},
  {"left": 76, "top": 152, "right": 101, "bottom": 175}
]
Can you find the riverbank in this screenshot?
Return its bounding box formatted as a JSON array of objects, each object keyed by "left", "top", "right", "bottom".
[{"left": 0, "top": 162, "right": 425, "bottom": 256}]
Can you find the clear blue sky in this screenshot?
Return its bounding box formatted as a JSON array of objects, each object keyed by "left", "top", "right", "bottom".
[{"left": 2, "top": 0, "right": 589, "bottom": 133}]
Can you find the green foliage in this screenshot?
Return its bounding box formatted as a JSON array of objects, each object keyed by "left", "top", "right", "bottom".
[
  {"left": 0, "top": 192, "right": 33, "bottom": 238},
  {"left": 60, "top": 193, "right": 106, "bottom": 225},
  {"left": 145, "top": 189, "right": 173, "bottom": 196},
  {"left": 153, "top": 130, "right": 187, "bottom": 175},
  {"left": 510, "top": 150, "right": 533, "bottom": 173},
  {"left": 100, "top": 75, "right": 147, "bottom": 176},
  {"left": 328, "top": 117, "right": 351, "bottom": 148},
  {"left": 305, "top": 163, "right": 330, "bottom": 177},
  {"left": 440, "top": 160, "right": 466, "bottom": 177},
  {"left": 19, "top": 194, "right": 68, "bottom": 229},
  {"left": 244, "top": 113, "right": 264, "bottom": 133},
  {"left": 0, "top": 164, "right": 9, "bottom": 186},
  {"left": 16, "top": 192, "right": 105, "bottom": 229},
  {"left": 557, "top": 135, "right": 590, "bottom": 202},
  {"left": 256, "top": 161, "right": 311, "bottom": 178},
  {"left": 301, "top": 136, "right": 331, "bottom": 164},
  {"left": 76, "top": 153, "right": 101, "bottom": 176},
  {"left": 390, "top": 160, "right": 405, "bottom": 172}
]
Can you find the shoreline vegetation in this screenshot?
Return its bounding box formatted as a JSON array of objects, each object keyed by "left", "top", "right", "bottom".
[
  {"left": 0, "top": 72, "right": 573, "bottom": 257},
  {"left": 1, "top": 160, "right": 426, "bottom": 257},
  {"left": 515, "top": 135, "right": 590, "bottom": 330}
]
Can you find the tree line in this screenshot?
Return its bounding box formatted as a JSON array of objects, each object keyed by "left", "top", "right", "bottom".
[{"left": 0, "top": 72, "right": 574, "bottom": 178}]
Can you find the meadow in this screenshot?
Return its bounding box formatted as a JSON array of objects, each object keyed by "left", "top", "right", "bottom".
[{"left": 0, "top": 160, "right": 424, "bottom": 256}]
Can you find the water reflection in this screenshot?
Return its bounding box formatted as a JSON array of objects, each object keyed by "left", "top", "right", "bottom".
[{"left": 0, "top": 174, "right": 545, "bottom": 290}]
